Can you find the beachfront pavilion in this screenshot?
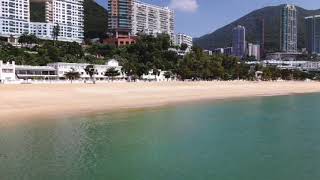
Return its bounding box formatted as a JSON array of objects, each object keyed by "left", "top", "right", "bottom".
[{"left": 15, "top": 65, "right": 58, "bottom": 80}]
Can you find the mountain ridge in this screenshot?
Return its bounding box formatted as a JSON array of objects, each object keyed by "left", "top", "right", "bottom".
[{"left": 193, "top": 5, "right": 320, "bottom": 52}]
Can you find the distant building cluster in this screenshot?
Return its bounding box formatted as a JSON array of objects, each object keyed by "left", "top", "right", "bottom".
[
  {"left": 105, "top": 0, "right": 192, "bottom": 48},
  {"left": 210, "top": 4, "right": 320, "bottom": 61},
  {"left": 0, "top": 0, "right": 191, "bottom": 46},
  {"left": 0, "top": 0, "right": 84, "bottom": 43}
]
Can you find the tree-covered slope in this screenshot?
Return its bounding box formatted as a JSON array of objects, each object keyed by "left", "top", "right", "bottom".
[
  {"left": 83, "top": 0, "right": 108, "bottom": 39},
  {"left": 193, "top": 5, "right": 320, "bottom": 52}
]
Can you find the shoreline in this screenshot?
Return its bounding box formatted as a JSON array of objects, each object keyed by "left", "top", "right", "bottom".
[{"left": 1, "top": 81, "right": 320, "bottom": 125}]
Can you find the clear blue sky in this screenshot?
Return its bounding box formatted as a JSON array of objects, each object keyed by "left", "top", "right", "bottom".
[{"left": 95, "top": 0, "right": 320, "bottom": 38}]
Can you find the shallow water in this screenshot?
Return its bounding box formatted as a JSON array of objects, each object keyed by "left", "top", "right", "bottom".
[{"left": 1, "top": 94, "right": 320, "bottom": 180}]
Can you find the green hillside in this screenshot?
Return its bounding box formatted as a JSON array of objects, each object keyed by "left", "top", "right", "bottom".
[
  {"left": 83, "top": 0, "right": 108, "bottom": 39},
  {"left": 193, "top": 5, "right": 320, "bottom": 52}
]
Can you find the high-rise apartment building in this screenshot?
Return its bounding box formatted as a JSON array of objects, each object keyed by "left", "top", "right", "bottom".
[
  {"left": 0, "top": 0, "right": 84, "bottom": 43},
  {"left": 305, "top": 15, "right": 320, "bottom": 54},
  {"left": 132, "top": 0, "right": 174, "bottom": 39},
  {"left": 105, "top": 0, "right": 136, "bottom": 46},
  {"left": 280, "top": 4, "right": 297, "bottom": 52},
  {"left": 108, "top": 0, "right": 133, "bottom": 37},
  {"left": 0, "top": 0, "right": 30, "bottom": 37},
  {"left": 247, "top": 43, "right": 260, "bottom": 60},
  {"left": 175, "top": 33, "right": 192, "bottom": 47},
  {"left": 232, "top": 25, "right": 246, "bottom": 58}
]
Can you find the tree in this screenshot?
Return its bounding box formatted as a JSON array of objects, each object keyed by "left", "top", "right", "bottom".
[
  {"left": 180, "top": 43, "right": 188, "bottom": 51},
  {"left": 152, "top": 67, "right": 160, "bottom": 81},
  {"left": 18, "top": 33, "right": 39, "bottom": 47},
  {"left": 85, "top": 65, "right": 96, "bottom": 84},
  {"left": 64, "top": 68, "right": 80, "bottom": 83},
  {"left": 52, "top": 24, "right": 60, "bottom": 45},
  {"left": 164, "top": 71, "right": 173, "bottom": 81},
  {"left": 105, "top": 67, "right": 120, "bottom": 81}
]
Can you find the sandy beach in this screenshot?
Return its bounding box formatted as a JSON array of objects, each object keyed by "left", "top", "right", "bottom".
[{"left": 1, "top": 81, "right": 320, "bottom": 123}]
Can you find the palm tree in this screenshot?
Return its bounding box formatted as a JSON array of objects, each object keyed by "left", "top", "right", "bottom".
[
  {"left": 105, "top": 67, "right": 120, "bottom": 82},
  {"left": 152, "top": 67, "right": 160, "bottom": 81},
  {"left": 85, "top": 65, "right": 96, "bottom": 84},
  {"left": 64, "top": 68, "right": 80, "bottom": 84}
]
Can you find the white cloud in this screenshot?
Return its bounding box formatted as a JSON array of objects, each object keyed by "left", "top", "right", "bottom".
[{"left": 169, "top": 0, "right": 199, "bottom": 13}]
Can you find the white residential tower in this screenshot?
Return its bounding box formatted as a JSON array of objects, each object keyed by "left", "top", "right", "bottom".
[{"left": 132, "top": 0, "right": 175, "bottom": 39}]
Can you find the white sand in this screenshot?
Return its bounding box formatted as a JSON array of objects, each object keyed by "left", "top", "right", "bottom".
[{"left": 1, "top": 81, "right": 320, "bottom": 124}]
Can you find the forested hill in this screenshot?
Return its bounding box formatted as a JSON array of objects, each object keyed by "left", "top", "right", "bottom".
[{"left": 193, "top": 5, "right": 320, "bottom": 52}]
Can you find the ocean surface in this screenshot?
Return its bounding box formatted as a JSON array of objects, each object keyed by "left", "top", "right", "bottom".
[{"left": 1, "top": 94, "right": 320, "bottom": 180}]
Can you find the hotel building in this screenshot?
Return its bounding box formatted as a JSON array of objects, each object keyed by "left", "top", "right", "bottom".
[
  {"left": 175, "top": 33, "right": 192, "bottom": 47},
  {"left": 0, "top": 0, "right": 84, "bottom": 43},
  {"left": 132, "top": 0, "right": 175, "bottom": 39},
  {"left": 232, "top": 25, "right": 246, "bottom": 58},
  {"left": 305, "top": 15, "right": 320, "bottom": 55},
  {"left": 280, "top": 4, "right": 297, "bottom": 52}
]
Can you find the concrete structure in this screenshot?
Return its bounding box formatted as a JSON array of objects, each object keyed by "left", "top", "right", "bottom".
[
  {"left": 103, "top": 36, "right": 137, "bottom": 46},
  {"left": 265, "top": 52, "right": 302, "bottom": 61},
  {"left": 203, "top": 50, "right": 213, "bottom": 56},
  {"left": 247, "top": 60, "right": 308, "bottom": 71},
  {"left": 213, "top": 48, "right": 224, "bottom": 55},
  {"left": 224, "top": 47, "right": 233, "bottom": 56},
  {"left": 305, "top": 15, "right": 320, "bottom": 55},
  {"left": 175, "top": 33, "right": 192, "bottom": 47},
  {"left": 132, "top": 0, "right": 175, "bottom": 39},
  {"left": 302, "top": 61, "right": 320, "bottom": 71},
  {"left": 280, "top": 4, "right": 297, "bottom": 52},
  {"left": 0, "top": 0, "right": 84, "bottom": 43},
  {"left": 232, "top": 25, "right": 246, "bottom": 58},
  {"left": 247, "top": 43, "right": 260, "bottom": 60}
]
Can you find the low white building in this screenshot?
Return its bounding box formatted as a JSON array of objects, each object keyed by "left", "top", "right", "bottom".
[
  {"left": 213, "top": 48, "right": 224, "bottom": 55},
  {"left": 47, "top": 59, "right": 124, "bottom": 80},
  {"left": 301, "top": 61, "right": 320, "bottom": 71},
  {"left": 247, "top": 60, "right": 308, "bottom": 70},
  {"left": 0, "top": 59, "right": 124, "bottom": 83},
  {"left": 0, "top": 61, "right": 16, "bottom": 83}
]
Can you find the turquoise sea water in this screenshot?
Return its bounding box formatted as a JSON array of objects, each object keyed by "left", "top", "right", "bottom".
[{"left": 1, "top": 94, "right": 320, "bottom": 180}]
